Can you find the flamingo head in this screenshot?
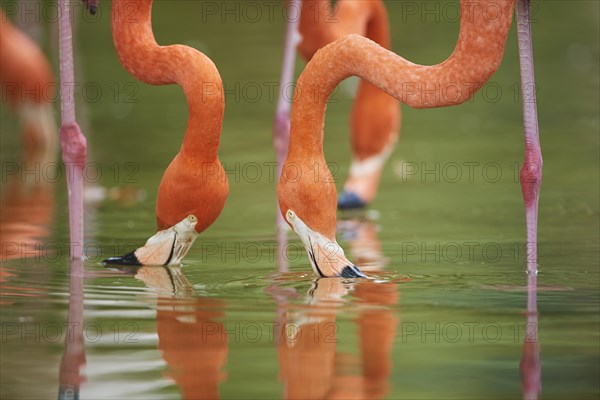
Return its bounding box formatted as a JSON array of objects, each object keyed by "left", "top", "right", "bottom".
[
  {"left": 284, "top": 209, "right": 367, "bottom": 279},
  {"left": 104, "top": 157, "right": 229, "bottom": 266},
  {"left": 103, "top": 215, "right": 199, "bottom": 266},
  {"left": 277, "top": 159, "right": 367, "bottom": 278}
]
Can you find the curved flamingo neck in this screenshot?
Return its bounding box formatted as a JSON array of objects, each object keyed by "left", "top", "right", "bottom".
[
  {"left": 111, "top": 0, "right": 224, "bottom": 160},
  {"left": 287, "top": 0, "right": 514, "bottom": 159}
]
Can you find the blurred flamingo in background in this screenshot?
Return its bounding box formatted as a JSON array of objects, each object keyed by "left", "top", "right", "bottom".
[
  {"left": 297, "top": 0, "right": 400, "bottom": 209},
  {"left": 0, "top": 9, "right": 57, "bottom": 172},
  {"left": 104, "top": 0, "right": 229, "bottom": 265},
  {"left": 277, "top": 0, "right": 543, "bottom": 277},
  {"left": 0, "top": 10, "right": 57, "bottom": 288}
]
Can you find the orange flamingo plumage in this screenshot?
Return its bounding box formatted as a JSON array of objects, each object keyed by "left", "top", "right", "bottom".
[
  {"left": 298, "top": 0, "right": 400, "bottom": 209},
  {"left": 278, "top": 0, "right": 516, "bottom": 277},
  {"left": 0, "top": 11, "right": 57, "bottom": 276},
  {"left": 104, "top": 0, "right": 228, "bottom": 265},
  {"left": 0, "top": 10, "right": 57, "bottom": 170}
]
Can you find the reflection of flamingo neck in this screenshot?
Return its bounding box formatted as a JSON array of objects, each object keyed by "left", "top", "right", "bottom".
[
  {"left": 111, "top": 0, "right": 224, "bottom": 159},
  {"left": 288, "top": 0, "right": 514, "bottom": 158},
  {"left": 157, "top": 297, "right": 227, "bottom": 400}
]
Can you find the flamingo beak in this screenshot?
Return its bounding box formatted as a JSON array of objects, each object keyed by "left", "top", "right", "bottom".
[
  {"left": 285, "top": 210, "right": 368, "bottom": 278},
  {"left": 103, "top": 215, "right": 199, "bottom": 266}
]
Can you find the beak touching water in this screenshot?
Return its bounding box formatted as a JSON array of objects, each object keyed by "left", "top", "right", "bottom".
[
  {"left": 103, "top": 215, "right": 199, "bottom": 266},
  {"left": 285, "top": 210, "right": 368, "bottom": 278}
]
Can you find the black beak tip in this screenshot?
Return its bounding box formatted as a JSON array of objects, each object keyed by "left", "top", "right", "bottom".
[
  {"left": 102, "top": 251, "right": 141, "bottom": 266},
  {"left": 89, "top": 5, "right": 97, "bottom": 15},
  {"left": 340, "top": 265, "right": 368, "bottom": 279}
]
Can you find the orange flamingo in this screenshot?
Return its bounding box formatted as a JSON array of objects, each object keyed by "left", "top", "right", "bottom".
[
  {"left": 0, "top": 11, "right": 57, "bottom": 295},
  {"left": 0, "top": 10, "right": 57, "bottom": 171},
  {"left": 297, "top": 0, "right": 400, "bottom": 209},
  {"left": 278, "top": 0, "right": 519, "bottom": 277},
  {"left": 104, "top": 0, "right": 228, "bottom": 265}
]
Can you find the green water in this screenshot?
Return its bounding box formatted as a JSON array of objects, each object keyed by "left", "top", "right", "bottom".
[{"left": 1, "top": 1, "right": 599, "bottom": 399}]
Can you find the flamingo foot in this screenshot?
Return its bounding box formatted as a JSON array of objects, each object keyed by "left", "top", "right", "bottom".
[
  {"left": 338, "top": 191, "right": 367, "bottom": 209},
  {"left": 339, "top": 141, "right": 395, "bottom": 209},
  {"left": 80, "top": 0, "right": 99, "bottom": 14},
  {"left": 103, "top": 215, "right": 199, "bottom": 266}
]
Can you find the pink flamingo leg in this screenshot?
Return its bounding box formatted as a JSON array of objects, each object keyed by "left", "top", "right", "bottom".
[
  {"left": 517, "top": 0, "right": 542, "bottom": 274},
  {"left": 59, "top": 0, "right": 87, "bottom": 260},
  {"left": 273, "top": 0, "right": 302, "bottom": 272}
]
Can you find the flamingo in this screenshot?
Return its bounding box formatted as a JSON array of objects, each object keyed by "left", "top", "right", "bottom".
[
  {"left": 0, "top": 10, "right": 57, "bottom": 176},
  {"left": 278, "top": 0, "right": 542, "bottom": 278},
  {"left": 297, "top": 0, "right": 400, "bottom": 209},
  {"left": 0, "top": 11, "right": 57, "bottom": 282},
  {"left": 104, "top": 0, "right": 228, "bottom": 265}
]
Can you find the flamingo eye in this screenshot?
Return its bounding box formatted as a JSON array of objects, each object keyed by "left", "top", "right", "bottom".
[
  {"left": 187, "top": 215, "right": 198, "bottom": 223},
  {"left": 286, "top": 210, "right": 295, "bottom": 221}
]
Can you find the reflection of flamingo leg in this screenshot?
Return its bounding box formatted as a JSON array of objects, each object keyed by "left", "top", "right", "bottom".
[
  {"left": 58, "top": 259, "right": 86, "bottom": 398},
  {"left": 520, "top": 272, "right": 541, "bottom": 399},
  {"left": 58, "top": 0, "right": 87, "bottom": 260},
  {"left": 516, "top": 0, "right": 542, "bottom": 274}
]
